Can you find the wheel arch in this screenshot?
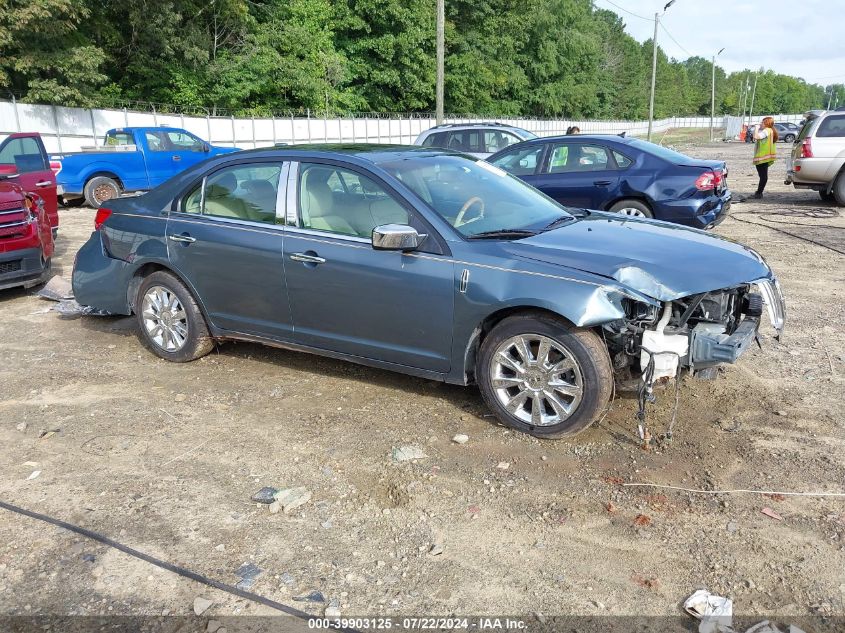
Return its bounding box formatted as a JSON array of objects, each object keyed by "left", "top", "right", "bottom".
[
  {"left": 127, "top": 261, "right": 212, "bottom": 328},
  {"left": 460, "top": 306, "right": 588, "bottom": 385},
  {"left": 85, "top": 171, "right": 125, "bottom": 191},
  {"left": 603, "top": 195, "right": 654, "bottom": 213}
]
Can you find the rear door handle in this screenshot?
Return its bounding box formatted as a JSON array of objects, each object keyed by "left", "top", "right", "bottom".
[
  {"left": 290, "top": 252, "right": 326, "bottom": 264},
  {"left": 593, "top": 180, "right": 612, "bottom": 186},
  {"left": 35, "top": 180, "right": 52, "bottom": 187},
  {"left": 168, "top": 234, "right": 196, "bottom": 244}
]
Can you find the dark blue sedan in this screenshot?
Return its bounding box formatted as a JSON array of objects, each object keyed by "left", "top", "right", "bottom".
[
  {"left": 488, "top": 135, "right": 731, "bottom": 228},
  {"left": 72, "top": 145, "right": 783, "bottom": 439}
]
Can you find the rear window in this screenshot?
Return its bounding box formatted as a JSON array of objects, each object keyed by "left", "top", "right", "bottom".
[
  {"left": 816, "top": 115, "right": 845, "bottom": 138},
  {"left": 628, "top": 139, "right": 694, "bottom": 164},
  {"left": 105, "top": 131, "right": 134, "bottom": 146}
]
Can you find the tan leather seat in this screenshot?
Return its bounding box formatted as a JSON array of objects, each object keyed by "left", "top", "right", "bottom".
[
  {"left": 301, "top": 168, "right": 356, "bottom": 235},
  {"left": 241, "top": 179, "right": 277, "bottom": 222},
  {"left": 205, "top": 173, "right": 250, "bottom": 219}
]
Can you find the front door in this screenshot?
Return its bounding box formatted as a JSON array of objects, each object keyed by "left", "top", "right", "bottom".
[
  {"left": 166, "top": 161, "right": 292, "bottom": 338},
  {"left": 532, "top": 141, "right": 620, "bottom": 210},
  {"left": 0, "top": 134, "right": 58, "bottom": 229},
  {"left": 144, "top": 130, "right": 208, "bottom": 188},
  {"left": 283, "top": 161, "right": 455, "bottom": 373}
]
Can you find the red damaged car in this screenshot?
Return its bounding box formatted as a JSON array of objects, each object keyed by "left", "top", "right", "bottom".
[
  {"left": 0, "top": 173, "right": 54, "bottom": 291},
  {"left": 0, "top": 133, "right": 57, "bottom": 291}
]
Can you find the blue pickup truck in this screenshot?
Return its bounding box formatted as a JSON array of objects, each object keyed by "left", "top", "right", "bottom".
[{"left": 54, "top": 127, "right": 239, "bottom": 207}]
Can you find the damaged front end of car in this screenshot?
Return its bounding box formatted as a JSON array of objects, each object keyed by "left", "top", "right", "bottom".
[{"left": 601, "top": 276, "right": 785, "bottom": 439}]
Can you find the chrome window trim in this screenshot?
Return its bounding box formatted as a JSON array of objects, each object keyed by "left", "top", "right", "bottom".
[
  {"left": 276, "top": 162, "right": 290, "bottom": 223},
  {"left": 284, "top": 226, "right": 371, "bottom": 245},
  {"left": 167, "top": 213, "right": 285, "bottom": 236},
  {"left": 285, "top": 161, "right": 299, "bottom": 226}
]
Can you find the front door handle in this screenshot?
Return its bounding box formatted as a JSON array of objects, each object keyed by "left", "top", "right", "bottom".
[
  {"left": 35, "top": 180, "right": 52, "bottom": 188},
  {"left": 168, "top": 234, "right": 196, "bottom": 244},
  {"left": 290, "top": 252, "right": 326, "bottom": 264},
  {"left": 593, "top": 180, "right": 612, "bottom": 186},
  {"left": 172, "top": 155, "right": 182, "bottom": 161}
]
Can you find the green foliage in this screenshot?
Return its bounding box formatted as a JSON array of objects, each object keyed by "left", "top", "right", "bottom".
[{"left": 0, "top": 0, "right": 831, "bottom": 116}]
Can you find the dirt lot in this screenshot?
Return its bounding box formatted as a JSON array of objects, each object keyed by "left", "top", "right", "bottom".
[{"left": 1, "top": 138, "right": 844, "bottom": 628}]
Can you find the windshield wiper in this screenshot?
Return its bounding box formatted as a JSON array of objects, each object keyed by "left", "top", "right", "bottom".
[
  {"left": 542, "top": 215, "right": 576, "bottom": 231},
  {"left": 467, "top": 229, "right": 537, "bottom": 240}
]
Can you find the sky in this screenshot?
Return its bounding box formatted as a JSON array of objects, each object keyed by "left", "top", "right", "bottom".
[{"left": 594, "top": 0, "right": 845, "bottom": 86}]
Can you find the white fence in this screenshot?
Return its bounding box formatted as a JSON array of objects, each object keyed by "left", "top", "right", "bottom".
[{"left": 0, "top": 99, "right": 804, "bottom": 154}]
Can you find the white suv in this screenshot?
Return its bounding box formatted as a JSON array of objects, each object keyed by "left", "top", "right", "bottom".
[
  {"left": 414, "top": 123, "right": 537, "bottom": 158},
  {"left": 786, "top": 110, "right": 845, "bottom": 204}
]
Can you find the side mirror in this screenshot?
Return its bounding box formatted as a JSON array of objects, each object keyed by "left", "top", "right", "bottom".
[
  {"left": 372, "top": 224, "right": 426, "bottom": 251},
  {"left": 0, "top": 164, "right": 19, "bottom": 179},
  {"left": 202, "top": 143, "right": 210, "bottom": 153}
]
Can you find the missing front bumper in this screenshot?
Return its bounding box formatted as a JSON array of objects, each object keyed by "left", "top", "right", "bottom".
[{"left": 690, "top": 317, "right": 759, "bottom": 369}]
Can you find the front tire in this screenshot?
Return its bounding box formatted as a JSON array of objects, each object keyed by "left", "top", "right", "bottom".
[
  {"left": 783, "top": 134, "right": 796, "bottom": 143},
  {"left": 84, "top": 176, "right": 120, "bottom": 208},
  {"left": 608, "top": 199, "right": 654, "bottom": 219},
  {"left": 135, "top": 271, "right": 214, "bottom": 362},
  {"left": 476, "top": 313, "right": 612, "bottom": 439}
]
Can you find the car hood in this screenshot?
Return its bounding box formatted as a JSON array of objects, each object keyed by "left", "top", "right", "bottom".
[{"left": 502, "top": 213, "right": 770, "bottom": 301}]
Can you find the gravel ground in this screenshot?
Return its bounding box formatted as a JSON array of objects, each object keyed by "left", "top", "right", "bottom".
[{"left": 0, "top": 138, "right": 843, "bottom": 630}]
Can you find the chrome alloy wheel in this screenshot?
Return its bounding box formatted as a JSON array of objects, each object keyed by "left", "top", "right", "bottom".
[
  {"left": 141, "top": 286, "right": 188, "bottom": 352},
  {"left": 491, "top": 334, "right": 584, "bottom": 426},
  {"left": 617, "top": 207, "right": 646, "bottom": 217}
]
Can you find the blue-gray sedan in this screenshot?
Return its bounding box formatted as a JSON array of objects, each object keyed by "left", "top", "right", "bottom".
[{"left": 72, "top": 145, "right": 785, "bottom": 438}]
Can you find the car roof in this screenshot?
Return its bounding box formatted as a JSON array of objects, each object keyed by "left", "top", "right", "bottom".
[
  {"left": 425, "top": 122, "right": 523, "bottom": 130},
  {"left": 219, "top": 143, "right": 463, "bottom": 166},
  {"left": 507, "top": 133, "right": 632, "bottom": 145}
]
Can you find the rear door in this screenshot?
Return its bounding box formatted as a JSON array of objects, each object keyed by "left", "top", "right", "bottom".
[
  {"left": 531, "top": 141, "right": 620, "bottom": 209},
  {"left": 0, "top": 134, "right": 58, "bottom": 229},
  {"left": 165, "top": 160, "right": 292, "bottom": 339}
]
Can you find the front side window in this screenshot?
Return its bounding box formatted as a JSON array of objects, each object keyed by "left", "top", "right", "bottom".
[
  {"left": 0, "top": 137, "right": 45, "bottom": 172},
  {"left": 181, "top": 163, "right": 282, "bottom": 223},
  {"left": 298, "top": 163, "right": 409, "bottom": 238},
  {"left": 547, "top": 143, "right": 610, "bottom": 173},
  {"left": 381, "top": 155, "right": 573, "bottom": 237},
  {"left": 167, "top": 131, "right": 204, "bottom": 151},
  {"left": 483, "top": 131, "right": 523, "bottom": 154},
  {"left": 489, "top": 144, "right": 544, "bottom": 176}
]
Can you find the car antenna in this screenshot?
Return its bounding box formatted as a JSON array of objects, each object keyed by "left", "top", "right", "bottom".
[{"left": 618, "top": 131, "right": 626, "bottom": 138}]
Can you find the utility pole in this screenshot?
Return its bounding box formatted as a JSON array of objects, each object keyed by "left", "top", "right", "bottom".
[
  {"left": 748, "top": 71, "right": 758, "bottom": 124},
  {"left": 647, "top": 0, "right": 675, "bottom": 141},
  {"left": 710, "top": 47, "right": 725, "bottom": 142},
  {"left": 435, "top": 0, "right": 445, "bottom": 125}
]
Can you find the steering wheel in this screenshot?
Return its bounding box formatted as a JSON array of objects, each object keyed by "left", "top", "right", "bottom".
[{"left": 454, "top": 196, "right": 485, "bottom": 228}]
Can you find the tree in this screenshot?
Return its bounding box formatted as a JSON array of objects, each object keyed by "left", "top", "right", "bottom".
[{"left": 0, "top": 0, "right": 105, "bottom": 105}]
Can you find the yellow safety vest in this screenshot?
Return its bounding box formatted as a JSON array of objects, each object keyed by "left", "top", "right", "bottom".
[{"left": 753, "top": 128, "right": 776, "bottom": 165}]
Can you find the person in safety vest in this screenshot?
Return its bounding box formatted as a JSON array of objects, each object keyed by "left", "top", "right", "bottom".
[{"left": 751, "top": 117, "right": 778, "bottom": 199}]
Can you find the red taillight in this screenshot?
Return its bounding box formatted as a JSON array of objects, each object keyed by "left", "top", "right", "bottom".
[
  {"left": 694, "top": 170, "right": 717, "bottom": 191},
  {"left": 800, "top": 138, "right": 813, "bottom": 158},
  {"left": 94, "top": 207, "right": 112, "bottom": 230},
  {"left": 49, "top": 160, "right": 62, "bottom": 176}
]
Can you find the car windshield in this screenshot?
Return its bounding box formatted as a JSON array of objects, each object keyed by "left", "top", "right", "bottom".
[
  {"left": 379, "top": 155, "right": 573, "bottom": 237},
  {"left": 627, "top": 138, "right": 695, "bottom": 164}
]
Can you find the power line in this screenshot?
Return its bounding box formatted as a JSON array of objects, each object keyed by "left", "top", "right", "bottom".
[
  {"left": 596, "top": 0, "right": 652, "bottom": 22},
  {"left": 658, "top": 21, "right": 693, "bottom": 58}
]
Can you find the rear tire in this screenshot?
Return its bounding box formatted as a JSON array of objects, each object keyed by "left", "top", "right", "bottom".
[
  {"left": 783, "top": 134, "right": 796, "bottom": 143},
  {"left": 135, "top": 271, "right": 214, "bottom": 362},
  {"left": 608, "top": 199, "right": 654, "bottom": 219},
  {"left": 84, "top": 176, "right": 120, "bottom": 208},
  {"left": 476, "top": 313, "right": 612, "bottom": 439},
  {"left": 833, "top": 173, "right": 845, "bottom": 206}
]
